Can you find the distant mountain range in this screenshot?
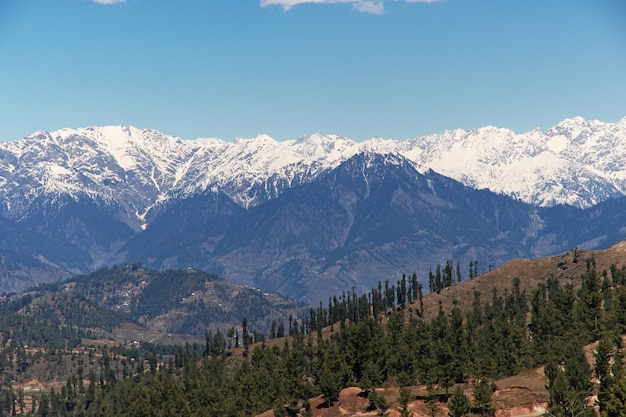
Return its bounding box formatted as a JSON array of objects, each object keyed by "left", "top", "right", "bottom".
[{"left": 1, "top": 117, "right": 625, "bottom": 302}]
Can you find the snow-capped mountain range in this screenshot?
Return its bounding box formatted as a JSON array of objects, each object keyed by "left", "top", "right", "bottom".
[
  {"left": 1, "top": 116, "right": 625, "bottom": 229},
  {"left": 0, "top": 116, "right": 625, "bottom": 301}
]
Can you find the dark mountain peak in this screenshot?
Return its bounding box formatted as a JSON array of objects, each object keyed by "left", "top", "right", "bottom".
[
  {"left": 118, "top": 189, "right": 245, "bottom": 268},
  {"left": 339, "top": 150, "right": 415, "bottom": 172},
  {"left": 322, "top": 151, "right": 423, "bottom": 196}
]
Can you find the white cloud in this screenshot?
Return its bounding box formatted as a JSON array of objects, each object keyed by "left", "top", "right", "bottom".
[
  {"left": 353, "top": 1, "right": 384, "bottom": 14},
  {"left": 92, "top": 0, "right": 126, "bottom": 4},
  {"left": 260, "top": 0, "right": 443, "bottom": 14},
  {"left": 261, "top": 0, "right": 353, "bottom": 12}
]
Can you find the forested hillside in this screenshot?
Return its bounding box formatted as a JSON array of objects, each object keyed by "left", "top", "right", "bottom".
[
  {"left": 2, "top": 245, "right": 626, "bottom": 416},
  {"left": 64, "top": 265, "right": 301, "bottom": 337},
  {"left": 0, "top": 266, "right": 302, "bottom": 415}
]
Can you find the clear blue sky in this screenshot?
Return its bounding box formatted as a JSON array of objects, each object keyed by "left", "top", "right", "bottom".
[{"left": 1, "top": 0, "right": 625, "bottom": 142}]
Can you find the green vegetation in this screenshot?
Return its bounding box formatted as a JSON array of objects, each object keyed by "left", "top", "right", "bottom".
[
  {"left": 1, "top": 260, "right": 626, "bottom": 416},
  {"left": 67, "top": 265, "right": 299, "bottom": 336},
  {"left": 448, "top": 386, "right": 471, "bottom": 417}
]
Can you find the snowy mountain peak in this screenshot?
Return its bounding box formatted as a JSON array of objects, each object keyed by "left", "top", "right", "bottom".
[
  {"left": 234, "top": 134, "right": 277, "bottom": 145},
  {"left": 291, "top": 133, "right": 357, "bottom": 162},
  {"left": 557, "top": 116, "right": 587, "bottom": 126},
  {"left": 1, "top": 116, "right": 625, "bottom": 229}
]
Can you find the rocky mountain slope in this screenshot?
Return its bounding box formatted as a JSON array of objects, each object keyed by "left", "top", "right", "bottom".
[
  {"left": 0, "top": 117, "right": 625, "bottom": 301},
  {"left": 2, "top": 116, "right": 625, "bottom": 224},
  {"left": 117, "top": 152, "right": 626, "bottom": 302}
]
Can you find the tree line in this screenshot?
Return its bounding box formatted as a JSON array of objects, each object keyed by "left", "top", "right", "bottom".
[{"left": 3, "top": 259, "right": 626, "bottom": 416}]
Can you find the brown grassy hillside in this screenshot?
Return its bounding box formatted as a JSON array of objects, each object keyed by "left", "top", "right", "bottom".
[
  {"left": 256, "top": 241, "right": 626, "bottom": 417},
  {"left": 420, "top": 241, "right": 626, "bottom": 320}
]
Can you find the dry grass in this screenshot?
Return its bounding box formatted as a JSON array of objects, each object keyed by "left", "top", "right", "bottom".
[
  {"left": 254, "top": 242, "right": 626, "bottom": 417},
  {"left": 419, "top": 241, "right": 626, "bottom": 321}
]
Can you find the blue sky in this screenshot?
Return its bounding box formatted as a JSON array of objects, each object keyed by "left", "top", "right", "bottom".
[{"left": 1, "top": 0, "right": 625, "bottom": 142}]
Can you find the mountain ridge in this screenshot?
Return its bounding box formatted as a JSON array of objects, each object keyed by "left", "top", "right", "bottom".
[
  {"left": 1, "top": 117, "right": 626, "bottom": 301},
  {"left": 115, "top": 152, "right": 626, "bottom": 303},
  {"left": 2, "top": 116, "right": 625, "bottom": 226}
]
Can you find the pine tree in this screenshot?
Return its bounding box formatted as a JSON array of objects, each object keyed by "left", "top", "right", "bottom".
[
  {"left": 448, "top": 386, "right": 471, "bottom": 417},
  {"left": 301, "top": 400, "right": 313, "bottom": 417},
  {"left": 435, "top": 264, "right": 443, "bottom": 293},
  {"left": 397, "top": 386, "right": 413, "bottom": 417},
  {"left": 273, "top": 402, "right": 286, "bottom": 417},
  {"left": 603, "top": 376, "right": 626, "bottom": 417},
  {"left": 369, "top": 389, "right": 391, "bottom": 416},
  {"left": 575, "top": 268, "right": 604, "bottom": 341},
  {"left": 548, "top": 368, "right": 587, "bottom": 417},
  {"left": 316, "top": 345, "right": 345, "bottom": 407},
  {"left": 242, "top": 317, "right": 250, "bottom": 348},
  {"left": 429, "top": 268, "right": 434, "bottom": 293},
  {"left": 473, "top": 379, "right": 495, "bottom": 416},
  {"left": 270, "top": 320, "right": 277, "bottom": 339},
  {"left": 564, "top": 341, "right": 593, "bottom": 399},
  {"left": 596, "top": 337, "right": 615, "bottom": 412},
  {"left": 425, "top": 384, "right": 440, "bottom": 417},
  {"left": 38, "top": 392, "right": 49, "bottom": 417}
]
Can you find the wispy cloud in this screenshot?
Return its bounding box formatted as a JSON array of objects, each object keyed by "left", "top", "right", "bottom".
[
  {"left": 260, "top": 0, "right": 443, "bottom": 14},
  {"left": 92, "top": 0, "right": 126, "bottom": 4},
  {"left": 354, "top": 1, "right": 384, "bottom": 14}
]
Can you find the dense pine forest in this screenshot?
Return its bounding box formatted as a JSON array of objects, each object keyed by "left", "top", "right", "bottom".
[{"left": 2, "top": 256, "right": 626, "bottom": 416}]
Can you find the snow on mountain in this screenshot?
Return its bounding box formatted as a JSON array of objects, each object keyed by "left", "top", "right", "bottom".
[
  {"left": 1, "top": 116, "right": 625, "bottom": 229},
  {"left": 0, "top": 126, "right": 197, "bottom": 228},
  {"left": 168, "top": 115, "right": 626, "bottom": 210},
  {"left": 397, "top": 117, "right": 626, "bottom": 208},
  {"left": 168, "top": 133, "right": 356, "bottom": 209}
]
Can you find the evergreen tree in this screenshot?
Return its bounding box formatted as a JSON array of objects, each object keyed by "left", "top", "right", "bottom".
[
  {"left": 425, "top": 384, "right": 440, "bottom": 417},
  {"left": 397, "top": 386, "right": 413, "bottom": 417},
  {"left": 369, "top": 389, "right": 391, "bottom": 416},
  {"left": 596, "top": 337, "right": 615, "bottom": 412},
  {"left": 38, "top": 392, "right": 49, "bottom": 417},
  {"left": 575, "top": 268, "right": 604, "bottom": 341},
  {"left": 448, "top": 386, "right": 471, "bottom": 417},
  {"left": 603, "top": 377, "right": 626, "bottom": 417},
  {"left": 148, "top": 348, "right": 158, "bottom": 374},
  {"left": 411, "top": 272, "right": 419, "bottom": 302},
  {"left": 547, "top": 367, "right": 592, "bottom": 417},
  {"left": 448, "top": 304, "right": 468, "bottom": 382},
  {"left": 316, "top": 345, "right": 346, "bottom": 407},
  {"left": 564, "top": 341, "right": 593, "bottom": 400},
  {"left": 273, "top": 402, "right": 286, "bottom": 417},
  {"left": 301, "top": 399, "right": 313, "bottom": 417},
  {"left": 435, "top": 264, "right": 443, "bottom": 293},
  {"left": 277, "top": 320, "right": 285, "bottom": 338},
  {"left": 242, "top": 317, "right": 250, "bottom": 348},
  {"left": 270, "top": 320, "right": 277, "bottom": 339},
  {"left": 430, "top": 305, "right": 455, "bottom": 394},
  {"left": 473, "top": 379, "right": 495, "bottom": 417},
  {"left": 429, "top": 268, "right": 434, "bottom": 293}
]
